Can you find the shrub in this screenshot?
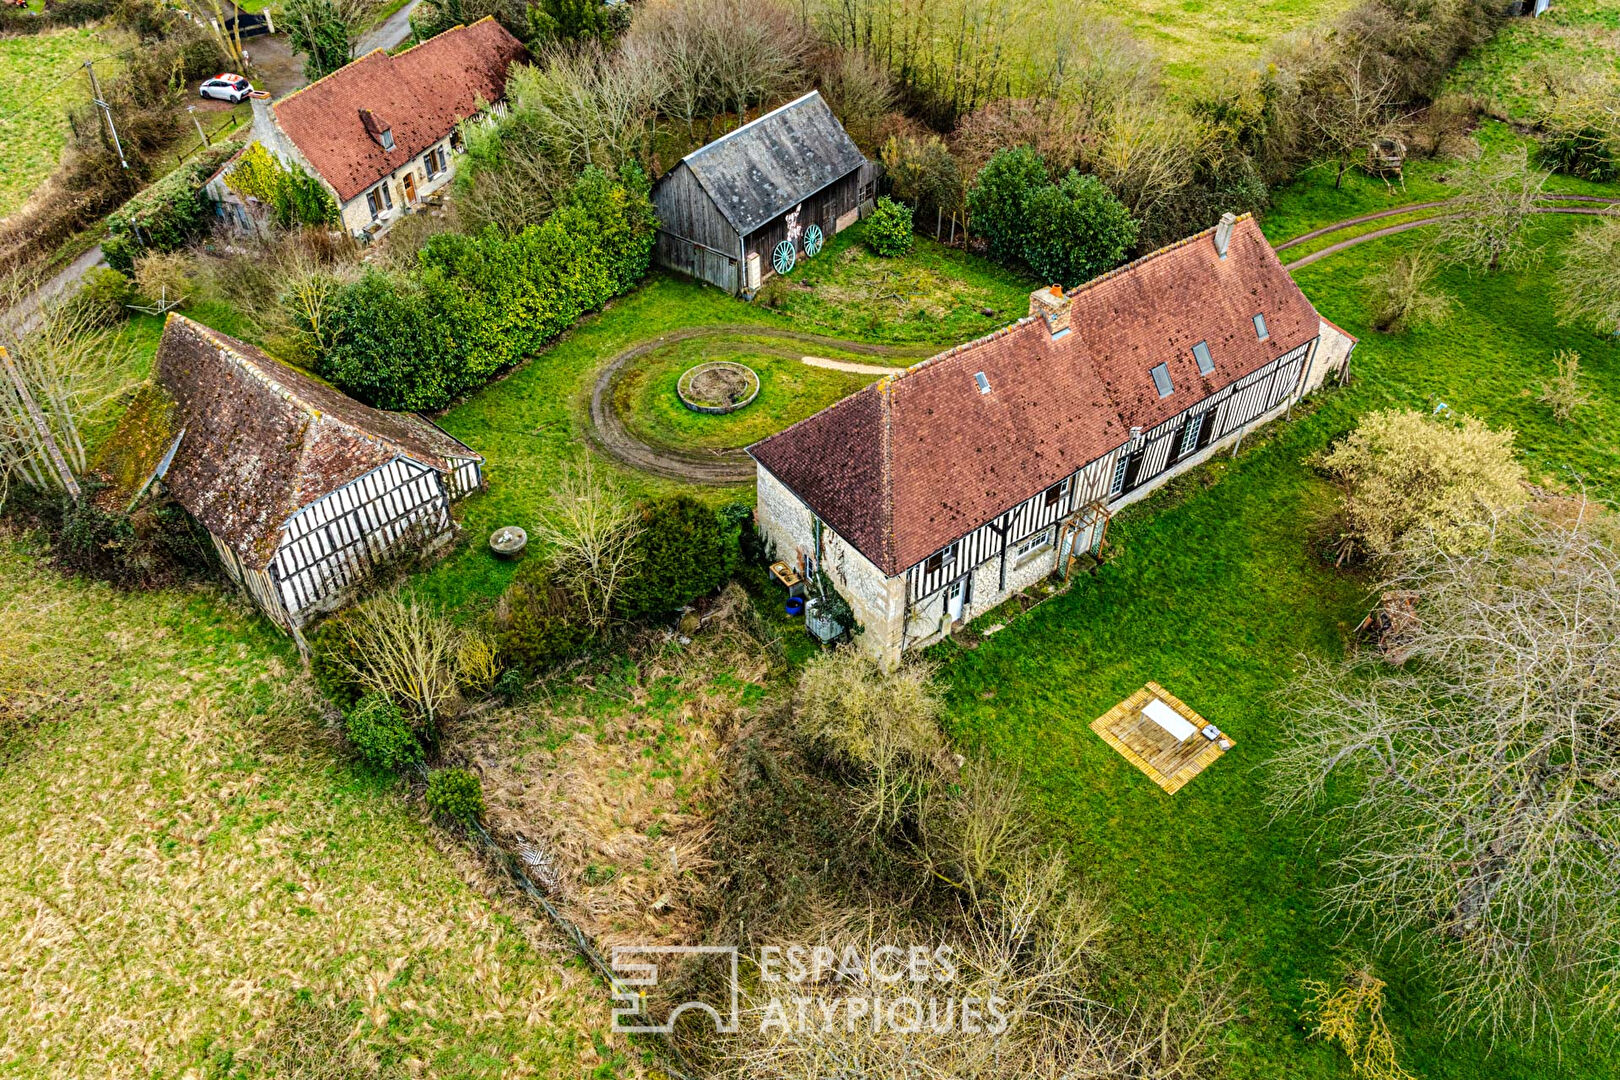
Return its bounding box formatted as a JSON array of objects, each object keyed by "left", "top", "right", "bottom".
[
  {"left": 317, "top": 594, "right": 462, "bottom": 733},
  {"left": 1536, "top": 108, "right": 1620, "bottom": 184},
  {"left": 793, "top": 649, "right": 947, "bottom": 833},
  {"left": 454, "top": 632, "right": 502, "bottom": 694},
  {"left": 103, "top": 144, "right": 243, "bottom": 273},
  {"left": 223, "top": 142, "right": 340, "bottom": 228},
  {"left": 282, "top": 0, "right": 353, "bottom": 81},
  {"left": 131, "top": 252, "right": 195, "bottom": 309},
  {"left": 864, "top": 196, "right": 914, "bottom": 257},
  {"left": 310, "top": 609, "right": 367, "bottom": 707},
  {"left": 1539, "top": 349, "right": 1591, "bottom": 424},
  {"left": 1320, "top": 409, "right": 1528, "bottom": 559},
  {"left": 615, "top": 495, "right": 735, "bottom": 620},
  {"left": 1363, "top": 253, "right": 1452, "bottom": 333},
  {"left": 494, "top": 561, "right": 599, "bottom": 671},
  {"left": 67, "top": 268, "right": 133, "bottom": 326},
  {"left": 1019, "top": 170, "right": 1137, "bottom": 287},
  {"left": 343, "top": 693, "right": 423, "bottom": 772},
  {"left": 323, "top": 167, "right": 654, "bottom": 410},
  {"left": 425, "top": 767, "right": 485, "bottom": 824},
  {"left": 966, "top": 147, "right": 1049, "bottom": 264},
  {"left": 1555, "top": 219, "right": 1620, "bottom": 338}
]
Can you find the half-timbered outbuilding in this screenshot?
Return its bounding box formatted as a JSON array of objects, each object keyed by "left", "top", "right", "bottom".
[
  {"left": 749, "top": 214, "right": 1357, "bottom": 665},
  {"left": 651, "top": 91, "right": 876, "bottom": 295},
  {"left": 124, "top": 314, "right": 482, "bottom": 635}
]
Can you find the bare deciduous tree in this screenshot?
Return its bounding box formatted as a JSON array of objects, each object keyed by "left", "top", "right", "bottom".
[
  {"left": 0, "top": 278, "right": 136, "bottom": 502},
  {"left": 1436, "top": 147, "right": 1548, "bottom": 272},
  {"left": 529, "top": 457, "right": 642, "bottom": 626},
  {"left": 325, "top": 593, "right": 463, "bottom": 728},
  {"left": 1363, "top": 252, "right": 1452, "bottom": 334},
  {"left": 1271, "top": 505, "right": 1620, "bottom": 1036},
  {"left": 1539, "top": 348, "right": 1592, "bottom": 424},
  {"left": 1296, "top": 47, "right": 1398, "bottom": 189},
  {"left": 1555, "top": 217, "right": 1620, "bottom": 337},
  {"left": 815, "top": 46, "right": 896, "bottom": 150}
]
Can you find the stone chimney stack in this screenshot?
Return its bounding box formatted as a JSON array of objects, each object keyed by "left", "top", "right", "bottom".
[
  {"left": 1029, "top": 284, "right": 1073, "bottom": 337},
  {"left": 1213, "top": 212, "right": 1237, "bottom": 259}
]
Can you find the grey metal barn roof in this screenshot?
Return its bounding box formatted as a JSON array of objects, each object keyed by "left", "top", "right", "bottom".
[{"left": 677, "top": 91, "right": 866, "bottom": 236}]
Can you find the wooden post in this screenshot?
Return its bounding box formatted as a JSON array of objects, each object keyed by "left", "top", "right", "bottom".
[{"left": 0, "top": 346, "right": 81, "bottom": 500}]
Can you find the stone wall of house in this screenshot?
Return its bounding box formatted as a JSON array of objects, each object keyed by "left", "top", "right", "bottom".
[
  {"left": 756, "top": 467, "right": 906, "bottom": 666},
  {"left": 1306, "top": 319, "right": 1356, "bottom": 392},
  {"left": 338, "top": 138, "right": 459, "bottom": 237}
]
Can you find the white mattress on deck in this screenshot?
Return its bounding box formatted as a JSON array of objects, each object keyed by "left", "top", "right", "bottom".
[{"left": 1143, "top": 697, "right": 1198, "bottom": 742}]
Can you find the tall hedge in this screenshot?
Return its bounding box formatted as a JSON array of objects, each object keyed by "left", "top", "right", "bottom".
[
  {"left": 321, "top": 165, "right": 655, "bottom": 410},
  {"left": 615, "top": 495, "right": 736, "bottom": 620},
  {"left": 103, "top": 141, "right": 244, "bottom": 272}
]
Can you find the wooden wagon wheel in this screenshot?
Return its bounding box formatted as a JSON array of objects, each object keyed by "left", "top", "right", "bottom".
[
  {"left": 803, "top": 224, "right": 824, "bottom": 258},
  {"left": 772, "top": 240, "right": 796, "bottom": 276}
]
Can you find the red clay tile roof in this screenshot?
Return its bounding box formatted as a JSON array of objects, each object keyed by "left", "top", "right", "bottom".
[
  {"left": 750, "top": 215, "right": 1322, "bottom": 575},
  {"left": 154, "top": 315, "right": 479, "bottom": 569},
  {"left": 271, "top": 18, "right": 526, "bottom": 203}
]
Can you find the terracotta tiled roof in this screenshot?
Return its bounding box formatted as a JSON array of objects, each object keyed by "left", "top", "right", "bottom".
[
  {"left": 271, "top": 18, "right": 526, "bottom": 203},
  {"left": 750, "top": 215, "right": 1322, "bottom": 575},
  {"left": 153, "top": 315, "right": 479, "bottom": 568}
]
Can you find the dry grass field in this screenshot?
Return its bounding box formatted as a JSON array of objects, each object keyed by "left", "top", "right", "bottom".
[{"left": 0, "top": 536, "right": 636, "bottom": 1079}]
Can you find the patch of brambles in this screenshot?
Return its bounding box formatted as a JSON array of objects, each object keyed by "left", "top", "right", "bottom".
[{"left": 677, "top": 361, "right": 760, "bottom": 415}]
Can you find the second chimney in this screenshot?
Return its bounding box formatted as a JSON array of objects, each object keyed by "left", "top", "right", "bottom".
[
  {"left": 1029, "top": 284, "right": 1073, "bottom": 337},
  {"left": 1213, "top": 212, "right": 1237, "bottom": 259}
]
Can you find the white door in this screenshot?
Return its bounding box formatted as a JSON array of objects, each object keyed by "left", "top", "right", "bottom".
[{"left": 946, "top": 578, "right": 966, "bottom": 623}]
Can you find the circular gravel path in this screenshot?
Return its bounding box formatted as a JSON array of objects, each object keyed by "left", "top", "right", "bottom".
[{"left": 586, "top": 325, "right": 934, "bottom": 485}]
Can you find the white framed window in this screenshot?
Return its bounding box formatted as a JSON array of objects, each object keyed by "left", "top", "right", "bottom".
[
  {"left": 1193, "top": 340, "right": 1214, "bottom": 375},
  {"left": 1014, "top": 527, "right": 1054, "bottom": 560},
  {"left": 1150, "top": 363, "right": 1174, "bottom": 398},
  {"left": 365, "top": 182, "right": 393, "bottom": 219},
  {"left": 1253, "top": 312, "right": 1269, "bottom": 340},
  {"left": 1110, "top": 451, "right": 1131, "bottom": 495},
  {"left": 1178, "top": 410, "right": 1204, "bottom": 458},
  {"left": 379, "top": 129, "right": 395, "bottom": 151},
  {"left": 924, "top": 541, "right": 958, "bottom": 578},
  {"left": 1043, "top": 477, "right": 1069, "bottom": 508}
]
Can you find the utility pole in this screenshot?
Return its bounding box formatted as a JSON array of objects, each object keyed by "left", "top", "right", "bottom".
[
  {"left": 188, "top": 105, "right": 210, "bottom": 148},
  {"left": 84, "top": 58, "right": 128, "bottom": 170},
  {"left": 0, "top": 346, "right": 81, "bottom": 500}
]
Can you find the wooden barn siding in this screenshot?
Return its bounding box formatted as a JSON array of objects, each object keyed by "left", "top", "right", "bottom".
[
  {"left": 652, "top": 162, "right": 742, "bottom": 291},
  {"left": 210, "top": 533, "right": 293, "bottom": 628},
  {"left": 448, "top": 456, "right": 483, "bottom": 498},
  {"left": 903, "top": 338, "right": 1315, "bottom": 604},
  {"left": 743, "top": 168, "right": 868, "bottom": 277},
  {"left": 269, "top": 457, "right": 453, "bottom": 622}
]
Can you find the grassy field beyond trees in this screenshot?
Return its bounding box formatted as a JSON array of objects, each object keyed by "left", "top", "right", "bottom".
[{"left": 0, "top": 25, "right": 128, "bottom": 219}]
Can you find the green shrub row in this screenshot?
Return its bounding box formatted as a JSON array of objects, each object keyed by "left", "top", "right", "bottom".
[
  {"left": 967, "top": 147, "right": 1138, "bottom": 288},
  {"left": 103, "top": 142, "right": 245, "bottom": 273},
  {"left": 320, "top": 165, "right": 656, "bottom": 411}
]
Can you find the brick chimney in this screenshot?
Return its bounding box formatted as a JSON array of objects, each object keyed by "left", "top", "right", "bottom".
[
  {"left": 1029, "top": 284, "right": 1073, "bottom": 337},
  {"left": 1213, "top": 212, "right": 1237, "bottom": 259}
]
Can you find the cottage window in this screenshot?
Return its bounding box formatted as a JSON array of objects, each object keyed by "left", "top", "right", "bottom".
[
  {"left": 1150, "top": 363, "right": 1174, "bottom": 398},
  {"left": 1253, "top": 313, "right": 1269, "bottom": 340},
  {"left": 1043, "top": 478, "right": 1069, "bottom": 508},
  {"left": 365, "top": 182, "right": 393, "bottom": 219},
  {"left": 425, "top": 145, "right": 447, "bottom": 178},
  {"left": 1193, "top": 340, "right": 1214, "bottom": 375},
  {"left": 1014, "top": 527, "right": 1054, "bottom": 560},
  {"left": 924, "top": 542, "right": 958, "bottom": 577},
  {"left": 1178, "top": 410, "right": 1204, "bottom": 458},
  {"left": 1110, "top": 451, "right": 1131, "bottom": 495}
]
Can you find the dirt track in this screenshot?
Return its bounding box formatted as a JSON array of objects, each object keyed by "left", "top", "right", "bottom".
[{"left": 585, "top": 325, "right": 933, "bottom": 485}]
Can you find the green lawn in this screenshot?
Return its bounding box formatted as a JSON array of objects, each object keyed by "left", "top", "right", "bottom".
[
  {"left": 614, "top": 335, "right": 908, "bottom": 452},
  {"left": 1109, "top": 0, "right": 1356, "bottom": 81},
  {"left": 1447, "top": 0, "right": 1620, "bottom": 122},
  {"left": 931, "top": 211, "right": 1620, "bottom": 1079},
  {"left": 0, "top": 24, "right": 129, "bottom": 219}
]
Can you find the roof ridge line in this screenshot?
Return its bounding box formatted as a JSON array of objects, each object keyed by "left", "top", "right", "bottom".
[
  {"left": 875, "top": 317, "right": 1040, "bottom": 391},
  {"left": 274, "top": 46, "right": 392, "bottom": 107},
  {"left": 681, "top": 90, "right": 821, "bottom": 164},
  {"left": 1061, "top": 212, "right": 1256, "bottom": 302}
]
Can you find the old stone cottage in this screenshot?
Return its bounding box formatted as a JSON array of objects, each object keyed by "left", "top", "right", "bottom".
[
  {"left": 206, "top": 18, "right": 526, "bottom": 239},
  {"left": 749, "top": 214, "right": 1357, "bottom": 665}
]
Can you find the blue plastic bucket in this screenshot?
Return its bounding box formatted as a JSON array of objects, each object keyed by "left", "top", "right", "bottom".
[{"left": 785, "top": 596, "right": 806, "bottom": 617}]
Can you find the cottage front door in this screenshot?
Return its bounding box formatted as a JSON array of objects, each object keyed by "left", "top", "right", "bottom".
[
  {"left": 945, "top": 576, "right": 968, "bottom": 623},
  {"left": 402, "top": 172, "right": 418, "bottom": 204}
]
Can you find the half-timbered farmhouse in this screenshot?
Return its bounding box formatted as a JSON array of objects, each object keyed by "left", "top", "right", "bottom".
[
  {"left": 651, "top": 91, "right": 876, "bottom": 294},
  {"left": 119, "top": 315, "right": 482, "bottom": 636},
  {"left": 750, "top": 214, "right": 1357, "bottom": 665},
  {"left": 206, "top": 18, "right": 526, "bottom": 239}
]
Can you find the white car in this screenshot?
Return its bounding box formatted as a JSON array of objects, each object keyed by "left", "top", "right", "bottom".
[{"left": 199, "top": 74, "right": 253, "bottom": 104}]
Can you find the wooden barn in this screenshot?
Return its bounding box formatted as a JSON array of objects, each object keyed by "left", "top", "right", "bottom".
[
  {"left": 100, "top": 315, "right": 482, "bottom": 638},
  {"left": 651, "top": 91, "right": 876, "bottom": 295}
]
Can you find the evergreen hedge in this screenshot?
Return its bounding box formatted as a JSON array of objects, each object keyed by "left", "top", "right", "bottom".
[{"left": 103, "top": 142, "right": 244, "bottom": 272}]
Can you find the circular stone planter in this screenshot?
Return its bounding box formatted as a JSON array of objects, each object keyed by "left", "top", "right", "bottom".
[
  {"left": 489, "top": 526, "right": 528, "bottom": 557},
  {"left": 677, "top": 361, "right": 760, "bottom": 415}
]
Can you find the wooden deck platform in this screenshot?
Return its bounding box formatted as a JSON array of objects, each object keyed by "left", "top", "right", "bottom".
[{"left": 1090, "top": 682, "right": 1232, "bottom": 794}]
